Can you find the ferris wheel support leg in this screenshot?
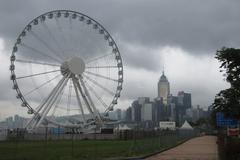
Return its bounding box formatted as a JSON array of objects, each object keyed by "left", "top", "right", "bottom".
[
  {"left": 79, "top": 76, "right": 103, "bottom": 126},
  {"left": 35, "top": 75, "right": 69, "bottom": 128},
  {"left": 34, "top": 77, "right": 65, "bottom": 128},
  {"left": 25, "top": 76, "right": 66, "bottom": 129},
  {"left": 25, "top": 114, "right": 37, "bottom": 130},
  {"left": 72, "top": 79, "right": 87, "bottom": 124},
  {"left": 73, "top": 78, "right": 94, "bottom": 116}
]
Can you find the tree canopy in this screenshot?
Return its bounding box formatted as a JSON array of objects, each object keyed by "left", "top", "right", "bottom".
[{"left": 213, "top": 47, "right": 240, "bottom": 119}]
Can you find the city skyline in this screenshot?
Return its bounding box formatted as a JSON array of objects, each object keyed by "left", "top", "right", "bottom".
[{"left": 0, "top": 0, "right": 237, "bottom": 119}]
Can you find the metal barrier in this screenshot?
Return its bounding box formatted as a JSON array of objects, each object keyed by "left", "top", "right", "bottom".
[{"left": 0, "top": 128, "right": 198, "bottom": 160}]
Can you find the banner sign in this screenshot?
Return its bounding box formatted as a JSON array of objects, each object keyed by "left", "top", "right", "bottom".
[
  {"left": 227, "top": 128, "right": 239, "bottom": 136},
  {"left": 216, "top": 112, "right": 238, "bottom": 127}
]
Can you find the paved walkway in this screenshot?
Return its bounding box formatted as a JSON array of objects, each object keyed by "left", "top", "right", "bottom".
[{"left": 146, "top": 136, "right": 218, "bottom": 160}]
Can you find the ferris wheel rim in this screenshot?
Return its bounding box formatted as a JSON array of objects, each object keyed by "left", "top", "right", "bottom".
[{"left": 10, "top": 10, "right": 123, "bottom": 128}]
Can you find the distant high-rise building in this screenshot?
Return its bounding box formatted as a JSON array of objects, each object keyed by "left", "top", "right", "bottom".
[
  {"left": 186, "top": 105, "right": 205, "bottom": 122},
  {"left": 138, "top": 97, "right": 150, "bottom": 105},
  {"left": 131, "top": 97, "right": 151, "bottom": 122},
  {"left": 176, "top": 91, "right": 192, "bottom": 124},
  {"left": 6, "top": 117, "right": 13, "bottom": 129},
  {"left": 158, "top": 71, "right": 170, "bottom": 105},
  {"left": 131, "top": 100, "right": 142, "bottom": 122},
  {"left": 125, "top": 107, "right": 132, "bottom": 121},
  {"left": 169, "top": 103, "right": 176, "bottom": 121},
  {"left": 168, "top": 94, "right": 178, "bottom": 104},
  {"left": 153, "top": 97, "right": 166, "bottom": 122},
  {"left": 141, "top": 103, "right": 153, "bottom": 121},
  {"left": 116, "top": 109, "right": 122, "bottom": 120},
  {"left": 14, "top": 115, "right": 24, "bottom": 128},
  {"left": 108, "top": 109, "right": 122, "bottom": 120},
  {"left": 177, "top": 91, "right": 192, "bottom": 110}
]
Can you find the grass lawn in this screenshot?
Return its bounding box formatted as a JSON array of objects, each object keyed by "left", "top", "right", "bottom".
[{"left": 0, "top": 135, "right": 186, "bottom": 160}]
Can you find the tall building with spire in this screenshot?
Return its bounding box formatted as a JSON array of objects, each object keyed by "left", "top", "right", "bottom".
[{"left": 158, "top": 71, "right": 170, "bottom": 105}]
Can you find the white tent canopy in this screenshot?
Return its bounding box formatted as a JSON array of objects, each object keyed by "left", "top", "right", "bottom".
[
  {"left": 115, "top": 124, "right": 132, "bottom": 130},
  {"left": 180, "top": 120, "right": 193, "bottom": 130}
]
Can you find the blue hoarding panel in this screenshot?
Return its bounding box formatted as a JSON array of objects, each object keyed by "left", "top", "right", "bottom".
[{"left": 216, "top": 112, "right": 238, "bottom": 127}]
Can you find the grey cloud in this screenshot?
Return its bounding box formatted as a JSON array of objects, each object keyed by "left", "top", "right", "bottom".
[
  {"left": 119, "top": 43, "right": 163, "bottom": 71},
  {"left": 0, "top": 0, "right": 236, "bottom": 118},
  {"left": 113, "top": 0, "right": 240, "bottom": 53},
  {"left": 1, "top": 0, "right": 240, "bottom": 52},
  {"left": 1, "top": 0, "right": 240, "bottom": 72}
]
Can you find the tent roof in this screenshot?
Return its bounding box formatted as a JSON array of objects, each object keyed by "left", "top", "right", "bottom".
[
  {"left": 116, "top": 124, "right": 132, "bottom": 130},
  {"left": 180, "top": 120, "right": 193, "bottom": 130}
]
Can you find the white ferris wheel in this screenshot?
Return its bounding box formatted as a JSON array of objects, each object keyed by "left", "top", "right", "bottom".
[{"left": 9, "top": 10, "right": 123, "bottom": 130}]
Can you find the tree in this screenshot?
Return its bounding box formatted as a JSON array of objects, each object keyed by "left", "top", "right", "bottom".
[{"left": 213, "top": 47, "right": 240, "bottom": 119}]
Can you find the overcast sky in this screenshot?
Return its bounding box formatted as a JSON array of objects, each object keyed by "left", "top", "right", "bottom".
[{"left": 0, "top": 0, "right": 238, "bottom": 119}]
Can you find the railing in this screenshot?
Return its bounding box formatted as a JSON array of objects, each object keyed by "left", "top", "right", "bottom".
[{"left": 0, "top": 129, "right": 198, "bottom": 160}]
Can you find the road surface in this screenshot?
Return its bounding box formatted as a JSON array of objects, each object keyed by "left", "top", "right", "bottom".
[{"left": 146, "top": 136, "right": 218, "bottom": 160}]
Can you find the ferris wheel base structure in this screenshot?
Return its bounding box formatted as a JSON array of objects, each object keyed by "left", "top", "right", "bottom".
[{"left": 10, "top": 10, "right": 123, "bottom": 131}]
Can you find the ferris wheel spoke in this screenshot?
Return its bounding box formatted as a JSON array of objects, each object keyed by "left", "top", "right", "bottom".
[
  {"left": 35, "top": 75, "right": 69, "bottom": 128},
  {"left": 16, "top": 69, "right": 60, "bottom": 79},
  {"left": 16, "top": 59, "right": 60, "bottom": 67},
  {"left": 84, "top": 71, "right": 118, "bottom": 82},
  {"left": 68, "top": 17, "right": 74, "bottom": 50},
  {"left": 82, "top": 74, "right": 115, "bottom": 96},
  {"left": 21, "top": 43, "right": 62, "bottom": 63},
  {"left": 72, "top": 78, "right": 87, "bottom": 124},
  {"left": 67, "top": 79, "right": 73, "bottom": 115},
  {"left": 86, "top": 65, "right": 118, "bottom": 69},
  {"left": 55, "top": 106, "right": 77, "bottom": 111},
  {"left": 24, "top": 74, "right": 61, "bottom": 97},
  {"left": 29, "top": 30, "right": 64, "bottom": 61},
  {"left": 86, "top": 52, "right": 114, "bottom": 64},
  {"left": 55, "top": 17, "right": 68, "bottom": 50},
  {"left": 41, "top": 22, "right": 66, "bottom": 59},
  {"left": 83, "top": 79, "right": 108, "bottom": 109}
]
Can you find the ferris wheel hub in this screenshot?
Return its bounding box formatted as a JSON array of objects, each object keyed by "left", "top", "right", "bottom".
[
  {"left": 68, "top": 57, "right": 85, "bottom": 75},
  {"left": 61, "top": 57, "right": 85, "bottom": 76}
]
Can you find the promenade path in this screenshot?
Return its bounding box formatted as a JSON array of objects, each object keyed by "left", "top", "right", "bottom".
[{"left": 146, "top": 136, "right": 218, "bottom": 160}]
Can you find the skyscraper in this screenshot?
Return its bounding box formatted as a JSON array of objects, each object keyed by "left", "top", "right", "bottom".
[
  {"left": 177, "top": 91, "right": 192, "bottom": 110},
  {"left": 158, "top": 71, "right": 170, "bottom": 105},
  {"left": 141, "top": 103, "right": 153, "bottom": 121},
  {"left": 131, "top": 100, "right": 142, "bottom": 122}
]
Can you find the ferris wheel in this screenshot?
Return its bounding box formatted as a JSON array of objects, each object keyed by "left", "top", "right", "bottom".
[{"left": 9, "top": 10, "right": 123, "bottom": 130}]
